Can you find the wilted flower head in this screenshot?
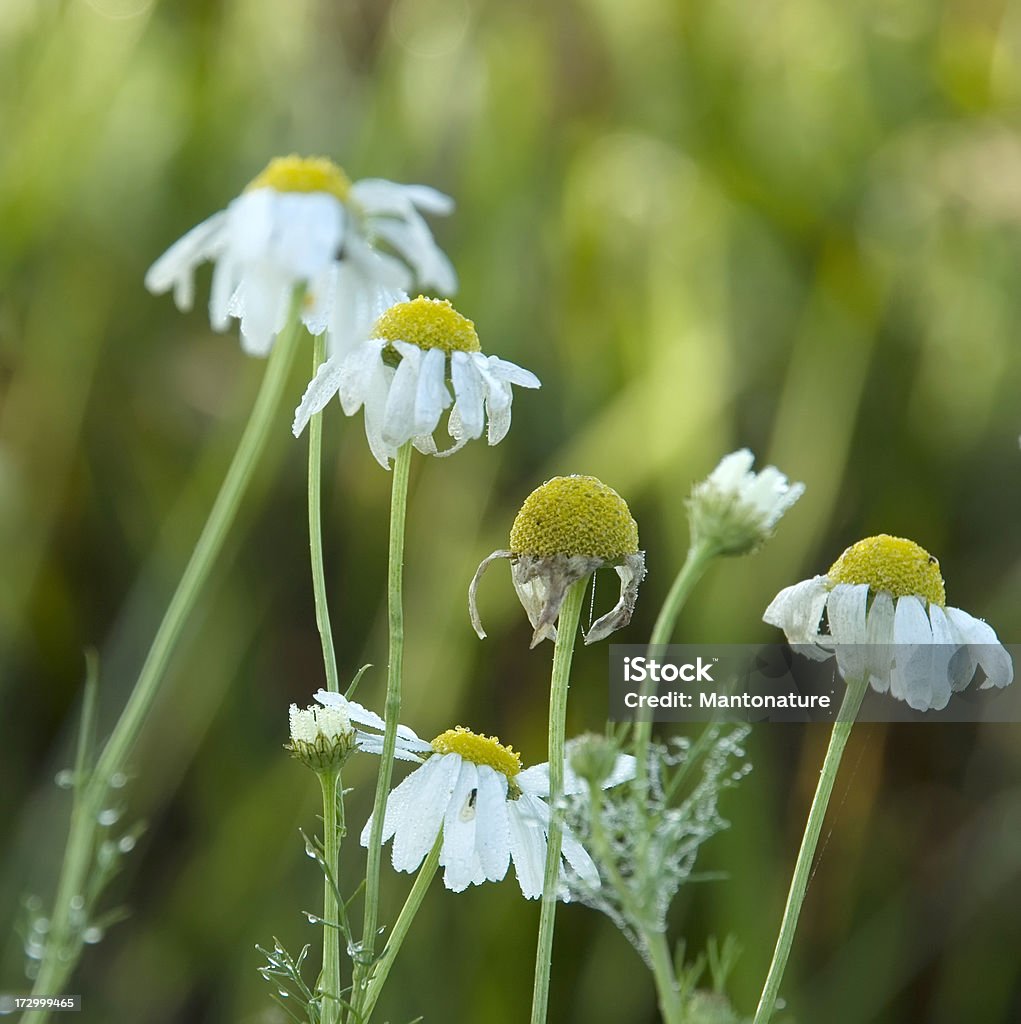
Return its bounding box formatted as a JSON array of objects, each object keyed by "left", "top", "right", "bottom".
[
  {"left": 293, "top": 294, "right": 540, "bottom": 469},
  {"left": 469, "top": 474, "right": 646, "bottom": 647},
  {"left": 358, "top": 721, "right": 635, "bottom": 897},
  {"left": 688, "top": 449, "right": 804, "bottom": 556},
  {"left": 764, "top": 534, "right": 1013, "bottom": 711},
  {"left": 145, "top": 155, "right": 455, "bottom": 356}
]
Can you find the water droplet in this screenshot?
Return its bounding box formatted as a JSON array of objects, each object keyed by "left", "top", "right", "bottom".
[
  {"left": 82, "top": 926, "right": 104, "bottom": 944},
  {"left": 277, "top": 989, "right": 289, "bottom": 999},
  {"left": 118, "top": 835, "right": 136, "bottom": 853},
  {"left": 110, "top": 772, "right": 128, "bottom": 789},
  {"left": 55, "top": 770, "right": 75, "bottom": 789},
  {"left": 69, "top": 895, "right": 85, "bottom": 911},
  {"left": 97, "top": 808, "right": 121, "bottom": 826},
  {"left": 24, "top": 938, "right": 45, "bottom": 960},
  {"left": 31, "top": 917, "right": 50, "bottom": 935},
  {"left": 303, "top": 837, "right": 317, "bottom": 858}
]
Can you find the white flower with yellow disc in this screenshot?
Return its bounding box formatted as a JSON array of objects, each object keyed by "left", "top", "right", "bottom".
[
  {"left": 292, "top": 294, "right": 540, "bottom": 468},
  {"left": 764, "top": 534, "right": 1013, "bottom": 711},
  {"left": 319, "top": 707, "right": 635, "bottom": 897},
  {"left": 145, "top": 155, "right": 456, "bottom": 356}
]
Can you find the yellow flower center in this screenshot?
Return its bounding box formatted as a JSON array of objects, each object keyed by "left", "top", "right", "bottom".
[
  {"left": 372, "top": 296, "right": 481, "bottom": 354},
  {"left": 431, "top": 726, "right": 522, "bottom": 778},
  {"left": 828, "top": 534, "right": 946, "bottom": 606},
  {"left": 247, "top": 155, "right": 352, "bottom": 200},
  {"left": 510, "top": 475, "right": 639, "bottom": 560}
]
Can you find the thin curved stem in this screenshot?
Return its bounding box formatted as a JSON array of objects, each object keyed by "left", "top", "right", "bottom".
[
  {"left": 308, "top": 332, "right": 339, "bottom": 693},
  {"left": 318, "top": 769, "right": 342, "bottom": 1024},
  {"left": 358, "top": 442, "right": 413, "bottom": 1003},
  {"left": 27, "top": 293, "right": 305, "bottom": 1020},
  {"left": 359, "top": 838, "right": 440, "bottom": 1022},
  {"left": 529, "top": 578, "right": 587, "bottom": 1024},
  {"left": 752, "top": 674, "right": 870, "bottom": 1024},
  {"left": 634, "top": 541, "right": 716, "bottom": 784}
]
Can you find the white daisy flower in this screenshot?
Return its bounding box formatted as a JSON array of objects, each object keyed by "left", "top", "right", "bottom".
[
  {"left": 347, "top": 720, "right": 635, "bottom": 897},
  {"left": 145, "top": 155, "right": 456, "bottom": 357},
  {"left": 764, "top": 534, "right": 1013, "bottom": 712},
  {"left": 688, "top": 448, "right": 804, "bottom": 556},
  {"left": 313, "top": 690, "right": 425, "bottom": 763},
  {"left": 470, "top": 475, "right": 646, "bottom": 648},
  {"left": 292, "top": 294, "right": 540, "bottom": 469}
]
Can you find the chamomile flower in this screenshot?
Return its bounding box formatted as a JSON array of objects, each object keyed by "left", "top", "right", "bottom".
[
  {"left": 292, "top": 294, "right": 540, "bottom": 469},
  {"left": 470, "top": 475, "right": 646, "bottom": 647},
  {"left": 354, "top": 722, "right": 635, "bottom": 897},
  {"left": 688, "top": 449, "right": 804, "bottom": 556},
  {"left": 764, "top": 534, "right": 1013, "bottom": 711},
  {"left": 145, "top": 155, "right": 456, "bottom": 356},
  {"left": 287, "top": 702, "right": 356, "bottom": 772}
]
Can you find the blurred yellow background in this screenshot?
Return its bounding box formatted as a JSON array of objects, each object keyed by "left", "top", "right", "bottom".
[{"left": 2, "top": 1, "right": 1020, "bottom": 1021}]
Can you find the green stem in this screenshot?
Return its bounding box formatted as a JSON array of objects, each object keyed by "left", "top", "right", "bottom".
[
  {"left": 529, "top": 578, "right": 587, "bottom": 1024},
  {"left": 359, "top": 838, "right": 440, "bottom": 1023},
  {"left": 585, "top": 779, "right": 683, "bottom": 1024},
  {"left": 358, "top": 442, "right": 413, "bottom": 1000},
  {"left": 646, "top": 931, "right": 685, "bottom": 1024},
  {"left": 308, "top": 332, "right": 339, "bottom": 693},
  {"left": 752, "top": 674, "right": 870, "bottom": 1024},
  {"left": 26, "top": 292, "right": 305, "bottom": 1020},
  {"left": 318, "top": 769, "right": 342, "bottom": 1024},
  {"left": 633, "top": 542, "right": 715, "bottom": 800}
]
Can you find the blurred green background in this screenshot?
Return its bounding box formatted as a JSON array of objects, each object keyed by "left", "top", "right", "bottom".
[{"left": 2, "top": 0, "right": 1021, "bottom": 1021}]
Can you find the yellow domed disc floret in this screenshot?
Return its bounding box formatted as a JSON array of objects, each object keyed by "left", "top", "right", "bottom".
[
  {"left": 510, "top": 475, "right": 639, "bottom": 560},
  {"left": 247, "top": 155, "right": 352, "bottom": 200},
  {"left": 828, "top": 534, "right": 946, "bottom": 607},
  {"left": 431, "top": 727, "right": 522, "bottom": 778},
  {"left": 372, "top": 296, "right": 481, "bottom": 355}
]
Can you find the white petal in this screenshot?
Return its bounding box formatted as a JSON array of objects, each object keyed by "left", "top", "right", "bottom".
[
  {"left": 413, "top": 346, "right": 450, "bottom": 437},
  {"left": 890, "top": 596, "right": 935, "bottom": 710},
  {"left": 507, "top": 795, "right": 549, "bottom": 899},
  {"left": 484, "top": 356, "right": 542, "bottom": 390},
  {"left": 293, "top": 356, "right": 345, "bottom": 436},
  {"left": 382, "top": 343, "right": 422, "bottom": 445},
  {"left": 450, "top": 352, "right": 485, "bottom": 440},
  {"left": 145, "top": 211, "right": 228, "bottom": 308},
  {"left": 439, "top": 762, "right": 481, "bottom": 892},
  {"left": 391, "top": 755, "right": 461, "bottom": 872},
  {"left": 945, "top": 606, "right": 1014, "bottom": 689},
  {"left": 560, "top": 824, "right": 599, "bottom": 889},
  {"left": 473, "top": 767, "right": 512, "bottom": 881},
  {"left": 864, "top": 590, "right": 896, "bottom": 693},
  {"left": 826, "top": 583, "right": 869, "bottom": 682},
  {"left": 763, "top": 576, "right": 830, "bottom": 647},
  {"left": 272, "top": 192, "right": 345, "bottom": 279}
]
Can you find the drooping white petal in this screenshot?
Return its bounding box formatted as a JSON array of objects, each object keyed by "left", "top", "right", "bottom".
[
  {"left": 560, "top": 823, "right": 600, "bottom": 890},
  {"left": 890, "top": 595, "right": 934, "bottom": 710},
  {"left": 293, "top": 356, "right": 346, "bottom": 436},
  {"left": 945, "top": 606, "right": 1014, "bottom": 689},
  {"left": 507, "top": 794, "right": 550, "bottom": 899},
  {"left": 382, "top": 342, "right": 422, "bottom": 444},
  {"left": 864, "top": 590, "right": 896, "bottom": 693},
  {"left": 826, "top": 583, "right": 869, "bottom": 683},
  {"left": 473, "top": 767, "right": 512, "bottom": 882},
  {"left": 439, "top": 761, "right": 482, "bottom": 892},
  {"left": 450, "top": 352, "right": 486, "bottom": 440},
  {"left": 412, "top": 346, "right": 451, "bottom": 437},
  {"left": 145, "top": 210, "right": 228, "bottom": 309},
  {"left": 763, "top": 576, "right": 830, "bottom": 648}
]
